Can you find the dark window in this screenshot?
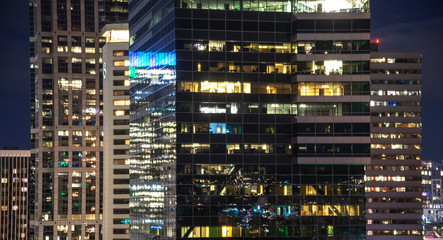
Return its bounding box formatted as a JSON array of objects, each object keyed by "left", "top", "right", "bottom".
[
  {"left": 113, "top": 208, "right": 130, "bottom": 214},
  {"left": 297, "top": 20, "right": 315, "bottom": 32},
  {"left": 71, "top": 36, "right": 81, "bottom": 46},
  {"left": 42, "top": 58, "right": 53, "bottom": 74},
  {"left": 114, "top": 129, "right": 130, "bottom": 135},
  {"left": 113, "top": 188, "right": 130, "bottom": 194},
  {"left": 316, "top": 20, "right": 333, "bottom": 32},
  {"left": 58, "top": 57, "right": 68, "bottom": 73},
  {"left": 113, "top": 70, "right": 127, "bottom": 76},
  {"left": 113, "top": 80, "right": 126, "bottom": 86},
  {"left": 114, "top": 149, "right": 129, "bottom": 155},
  {"left": 114, "top": 179, "right": 130, "bottom": 184},
  {"left": 41, "top": 0, "right": 52, "bottom": 32},
  {"left": 114, "top": 120, "right": 129, "bottom": 125},
  {"left": 113, "top": 229, "right": 129, "bottom": 234},
  {"left": 114, "top": 199, "right": 130, "bottom": 205},
  {"left": 114, "top": 139, "right": 128, "bottom": 145},
  {"left": 57, "top": 0, "right": 67, "bottom": 30},
  {"left": 42, "top": 78, "right": 53, "bottom": 90},
  {"left": 114, "top": 169, "right": 129, "bottom": 175},
  {"left": 71, "top": 0, "right": 81, "bottom": 31},
  {"left": 72, "top": 61, "right": 82, "bottom": 73},
  {"left": 85, "top": 0, "right": 95, "bottom": 32},
  {"left": 243, "top": 21, "right": 258, "bottom": 31},
  {"left": 352, "top": 19, "right": 370, "bottom": 32}
]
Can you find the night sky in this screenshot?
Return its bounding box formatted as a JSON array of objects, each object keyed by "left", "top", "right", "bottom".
[{"left": 1, "top": 1, "right": 442, "bottom": 160}]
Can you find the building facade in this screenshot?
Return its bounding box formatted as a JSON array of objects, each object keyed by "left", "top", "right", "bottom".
[
  {"left": 129, "top": 0, "right": 374, "bottom": 239},
  {"left": 102, "top": 23, "right": 131, "bottom": 240},
  {"left": 29, "top": 0, "right": 127, "bottom": 239},
  {"left": 367, "top": 51, "right": 423, "bottom": 239},
  {"left": 0, "top": 150, "right": 30, "bottom": 240},
  {"left": 422, "top": 161, "right": 443, "bottom": 238}
]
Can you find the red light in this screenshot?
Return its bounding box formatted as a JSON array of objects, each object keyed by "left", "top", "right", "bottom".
[{"left": 376, "top": 39, "right": 380, "bottom": 44}]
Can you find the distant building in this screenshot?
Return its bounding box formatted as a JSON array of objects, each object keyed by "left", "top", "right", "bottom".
[
  {"left": 29, "top": 0, "right": 128, "bottom": 238},
  {"left": 0, "top": 150, "right": 30, "bottom": 240},
  {"left": 102, "top": 23, "right": 130, "bottom": 240},
  {"left": 423, "top": 161, "right": 443, "bottom": 238},
  {"left": 367, "top": 52, "right": 423, "bottom": 239}
]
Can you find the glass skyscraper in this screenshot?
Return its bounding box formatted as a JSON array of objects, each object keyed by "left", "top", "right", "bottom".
[{"left": 128, "top": 0, "right": 380, "bottom": 239}]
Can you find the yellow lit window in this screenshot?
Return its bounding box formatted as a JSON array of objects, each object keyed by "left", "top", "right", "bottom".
[
  {"left": 58, "top": 46, "right": 68, "bottom": 52},
  {"left": 124, "top": 70, "right": 130, "bottom": 76},
  {"left": 114, "top": 51, "right": 125, "bottom": 56},
  {"left": 113, "top": 60, "right": 125, "bottom": 66},
  {"left": 113, "top": 100, "right": 130, "bottom": 106},
  {"left": 222, "top": 226, "right": 232, "bottom": 237},
  {"left": 71, "top": 46, "right": 82, "bottom": 53},
  {"left": 114, "top": 110, "right": 126, "bottom": 116},
  {"left": 1, "top": 178, "right": 7, "bottom": 183},
  {"left": 58, "top": 130, "right": 69, "bottom": 136},
  {"left": 124, "top": 79, "right": 130, "bottom": 87},
  {"left": 85, "top": 47, "right": 95, "bottom": 53}
]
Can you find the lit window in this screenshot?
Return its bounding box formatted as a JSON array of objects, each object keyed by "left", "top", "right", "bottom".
[
  {"left": 209, "top": 123, "right": 226, "bottom": 134},
  {"left": 85, "top": 47, "right": 95, "bottom": 53},
  {"left": 114, "top": 110, "right": 126, "bottom": 116},
  {"left": 113, "top": 100, "right": 130, "bottom": 106},
  {"left": 113, "top": 60, "right": 126, "bottom": 67},
  {"left": 1, "top": 178, "right": 7, "bottom": 183},
  {"left": 71, "top": 46, "right": 82, "bottom": 53},
  {"left": 58, "top": 130, "right": 69, "bottom": 136}
]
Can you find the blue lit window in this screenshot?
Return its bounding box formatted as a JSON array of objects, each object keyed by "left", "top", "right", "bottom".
[
  {"left": 387, "top": 102, "right": 400, "bottom": 107},
  {"left": 209, "top": 123, "right": 226, "bottom": 134}
]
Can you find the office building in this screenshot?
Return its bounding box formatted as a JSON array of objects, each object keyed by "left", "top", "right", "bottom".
[
  {"left": 422, "top": 161, "right": 443, "bottom": 238},
  {"left": 29, "top": 0, "right": 127, "bottom": 238},
  {"left": 129, "top": 0, "right": 373, "bottom": 239},
  {"left": 367, "top": 51, "right": 423, "bottom": 239},
  {"left": 102, "top": 23, "right": 131, "bottom": 240},
  {"left": 0, "top": 150, "right": 30, "bottom": 240}
]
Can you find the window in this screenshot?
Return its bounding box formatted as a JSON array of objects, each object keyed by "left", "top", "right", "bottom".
[
  {"left": 42, "top": 58, "right": 53, "bottom": 74},
  {"left": 114, "top": 80, "right": 130, "bottom": 86},
  {"left": 57, "top": 36, "right": 68, "bottom": 52},
  {"left": 113, "top": 100, "right": 130, "bottom": 106},
  {"left": 209, "top": 123, "right": 226, "bottom": 134},
  {"left": 41, "top": 37, "right": 52, "bottom": 53},
  {"left": 114, "top": 119, "right": 129, "bottom": 125},
  {"left": 113, "top": 50, "right": 129, "bottom": 56},
  {"left": 71, "top": 36, "right": 82, "bottom": 53},
  {"left": 113, "top": 70, "right": 129, "bottom": 76},
  {"left": 114, "top": 159, "right": 130, "bottom": 165},
  {"left": 114, "top": 110, "right": 128, "bottom": 116},
  {"left": 113, "top": 60, "right": 130, "bottom": 67},
  {"left": 85, "top": 38, "right": 95, "bottom": 53},
  {"left": 58, "top": 57, "right": 68, "bottom": 73},
  {"left": 114, "top": 129, "right": 129, "bottom": 135},
  {"left": 114, "top": 169, "right": 129, "bottom": 174},
  {"left": 72, "top": 58, "right": 82, "bottom": 73},
  {"left": 113, "top": 199, "right": 130, "bottom": 205},
  {"left": 114, "top": 90, "right": 129, "bottom": 96}
]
